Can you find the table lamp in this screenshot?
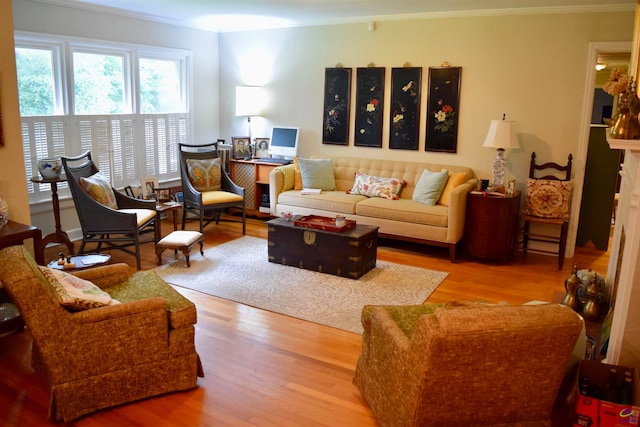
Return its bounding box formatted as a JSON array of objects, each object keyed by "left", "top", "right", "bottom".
[
  {"left": 482, "top": 114, "right": 518, "bottom": 188},
  {"left": 235, "top": 86, "right": 264, "bottom": 142}
]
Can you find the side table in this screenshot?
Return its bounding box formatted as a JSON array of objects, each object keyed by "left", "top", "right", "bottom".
[
  {"left": 30, "top": 175, "right": 75, "bottom": 254},
  {"left": 465, "top": 191, "right": 520, "bottom": 263},
  {"left": 155, "top": 201, "right": 182, "bottom": 237},
  {"left": 0, "top": 220, "right": 44, "bottom": 265}
]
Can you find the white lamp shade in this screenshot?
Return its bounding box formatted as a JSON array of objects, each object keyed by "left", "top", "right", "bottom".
[
  {"left": 483, "top": 119, "right": 519, "bottom": 150},
  {"left": 235, "top": 86, "right": 264, "bottom": 117}
]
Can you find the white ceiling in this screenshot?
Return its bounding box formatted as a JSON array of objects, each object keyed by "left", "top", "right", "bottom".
[{"left": 40, "top": 0, "right": 635, "bottom": 33}]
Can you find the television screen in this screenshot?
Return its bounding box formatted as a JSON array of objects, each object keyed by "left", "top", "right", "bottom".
[{"left": 269, "top": 126, "right": 299, "bottom": 159}]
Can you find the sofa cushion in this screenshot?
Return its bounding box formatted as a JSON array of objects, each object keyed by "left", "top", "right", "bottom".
[
  {"left": 438, "top": 171, "right": 468, "bottom": 206},
  {"left": 186, "top": 157, "right": 222, "bottom": 191},
  {"left": 278, "top": 190, "right": 365, "bottom": 214},
  {"left": 348, "top": 172, "right": 406, "bottom": 200},
  {"left": 297, "top": 158, "right": 337, "bottom": 190},
  {"left": 292, "top": 157, "right": 303, "bottom": 190},
  {"left": 39, "top": 267, "right": 120, "bottom": 311},
  {"left": 412, "top": 169, "right": 449, "bottom": 206},
  {"left": 356, "top": 197, "right": 449, "bottom": 227},
  {"left": 522, "top": 178, "right": 573, "bottom": 219},
  {"left": 79, "top": 173, "right": 118, "bottom": 209},
  {"left": 276, "top": 164, "right": 296, "bottom": 191}
]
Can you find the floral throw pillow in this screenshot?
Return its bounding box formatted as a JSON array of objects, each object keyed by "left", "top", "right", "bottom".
[
  {"left": 79, "top": 173, "right": 118, "bottom": 209},
  {"left": 39, "top": 266, "right": 120, "bottom": 311},
  {"left": 186, "top": 158, "right": 222, "bottom": 191},
  {"left": 348, "top": 172, "right": 406, "bottom": 200},
  {"left": 522, "top": 179, "right": 573, "bottom": 219}
]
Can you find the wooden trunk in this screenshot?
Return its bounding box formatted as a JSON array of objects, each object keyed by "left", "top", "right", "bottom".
[{"left": 267, "top": 217, "right": 378, "bottom": 279}]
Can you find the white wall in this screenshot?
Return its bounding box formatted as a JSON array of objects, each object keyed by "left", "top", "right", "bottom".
[{"left": 219, "top": 11, "right": 634, "bottom": 193}]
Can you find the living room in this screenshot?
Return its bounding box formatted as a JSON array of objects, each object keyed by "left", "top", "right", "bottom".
[{"left": 1, "top": 0, "right": 640, "bottom": 425}]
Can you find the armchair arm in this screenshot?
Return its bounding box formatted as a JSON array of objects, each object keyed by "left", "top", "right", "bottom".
[
  {"left": 70, "top": 263, "right": 130, "bottom": 288},
  {"left": 269, "top": 168, "right": 285, "bottom": 216},
  {"left": 71, "top": 297, "right": 167, "bottom": 324},
  {"left": 221, "top": 167, "right": 245, "bottom": 197},
  {"left": 114, "top": 190, "right": 156, "bottom": 209},
  {"left": 72, "top": 187, "right": 140, "bottom": 234}
]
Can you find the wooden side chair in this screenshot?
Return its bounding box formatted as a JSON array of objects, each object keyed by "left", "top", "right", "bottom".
[{"left": 520, "top": 152, "right": 573, "bottom": 270}]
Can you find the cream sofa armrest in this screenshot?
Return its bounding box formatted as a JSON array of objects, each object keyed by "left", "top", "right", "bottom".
[
  {"left": 446, "top": 179, "right": 476, "bottom": 243},
  {"left": 269, "top": 168, "right": 285, "bottom": 216}
]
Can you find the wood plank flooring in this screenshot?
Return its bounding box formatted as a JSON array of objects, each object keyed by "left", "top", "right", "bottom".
[{"left": 0, "top": 214, "right": 610, "bottom": 426}]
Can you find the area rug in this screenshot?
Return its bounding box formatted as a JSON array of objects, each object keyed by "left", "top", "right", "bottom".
[{"left": 154, "top": 236, "right": 448, "bottom": 334}]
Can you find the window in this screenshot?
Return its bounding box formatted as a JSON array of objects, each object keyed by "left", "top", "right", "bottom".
[{"left": 14, "top": 32, "right": 192, "bottom": 203}]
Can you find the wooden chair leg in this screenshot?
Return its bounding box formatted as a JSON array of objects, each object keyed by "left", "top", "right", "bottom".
[{"left": 559, "top": 222, "right": 569, "bottom": 270}]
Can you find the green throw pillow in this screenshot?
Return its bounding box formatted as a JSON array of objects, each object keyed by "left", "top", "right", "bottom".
[
  {"left": 412, "top": 169, "right": 449, "bottom": 206},
  {"left": 297, "top": 158, "right": 336, "bottom": 190}
]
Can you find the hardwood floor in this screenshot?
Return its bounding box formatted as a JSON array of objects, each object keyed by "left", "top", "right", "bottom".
[{"left": 0, "top": 214, "right": 610, "bottom": 426}]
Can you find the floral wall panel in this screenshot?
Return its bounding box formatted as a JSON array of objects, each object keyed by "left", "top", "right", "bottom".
[
  {"left": 389, "top": 67, "right": 421, "bottom": 150},
  {"left": 322, "top": 67, "right": 351, "bottom": 145},
  {"left": 425, "top": 66, "right": 461, "bottom": 153},
  {"left": 354, "top": 67, "right": 385, "bottom": 148}
]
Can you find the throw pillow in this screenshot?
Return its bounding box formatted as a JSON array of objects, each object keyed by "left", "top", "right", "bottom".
[
  {"left": 412, "top": 169, "right": 449, "bottom": 206},
  {"left": 277, "top": 164, "right": 296, "bottom": 191},
  {"left": 348, "top": 172, "right": 406, "bottom": 200},
  {"left": 438, "top": 171, "right": 468, "bottom": 206},
  {"left": 186, "top": 158, "right": 222, "bottom": 191},
  {"left": 297, "top": 158, "right": 337, "bottom": 191},
  {"left": 39, "top": 266, "right": 120, "bottom": 311},
  {"left": 292, "top": 157, "right": 303, "bottom": 190},
  {"left": 522, "top": 178, "right": 573, "bottom": 219},
  {"left": 79, "top": 173, "right": 118, "bottom": 209}
]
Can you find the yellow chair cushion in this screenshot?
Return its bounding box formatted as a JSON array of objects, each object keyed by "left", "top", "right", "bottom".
[
  {"left": 79, "top": 173, "right": 118, "bottom": 209},
  {"left": 201, "top": 191, "right": 243, "bottom": 205},
  {"left": 119, "top": 208, "right": 157, "bottom": 226},
  {"left": 186, "top": 158, "right": 222, "bottom": 191}
]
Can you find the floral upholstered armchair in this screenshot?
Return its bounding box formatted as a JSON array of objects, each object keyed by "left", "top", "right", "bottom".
[
  {"left": 0, "top": 245, "right": 204, "bottom": 422},
  {"left": 353, "top": 302, "right": 584, "bottom": 426}
]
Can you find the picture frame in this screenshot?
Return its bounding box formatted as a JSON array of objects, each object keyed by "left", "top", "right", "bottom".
[
  {"left": 322, "top": 67, "right": 352, "bottom": 145},
  {"left": 140, "top": 177, "right": 159, "bottom": 199},
  {"left": 153, "top": 187, "right": 172, "bottom": 203},
  {"left": 232, "top": 136, "right": 252, "bottom": 159},
  {"left": 355, "top": 67, "right": 385, "bottom": 148},
  {"left": 506, "top": 178, "right": 517, "bottom": 196},
  {"left": 389, "top": 67, "right": 421, "bottom": 150},
  {"left": 425, "top": 66, "right": 462, "bottom": 153},
  {"left": 254, "top": 137, "right": 270, "bottom": 159}
]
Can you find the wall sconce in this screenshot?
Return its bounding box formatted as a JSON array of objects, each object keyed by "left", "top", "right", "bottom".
[
  {"left": 235, "top": 85, "right": 264, "bottom": 140},
  {"left": 482, "top": 114, "right": 519, "bottom": 188}
]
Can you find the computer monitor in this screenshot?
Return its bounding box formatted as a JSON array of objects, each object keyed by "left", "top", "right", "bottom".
[{"left": 268, "top": 126, "right": 299, "bottom": 160}]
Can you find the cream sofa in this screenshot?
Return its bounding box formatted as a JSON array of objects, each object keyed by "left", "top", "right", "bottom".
[{"left": 269, "top": 155, "right": 477, "bottom": 261}]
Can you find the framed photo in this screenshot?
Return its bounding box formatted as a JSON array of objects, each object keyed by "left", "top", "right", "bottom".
[
  {"left": 232, "top": 136, "right": 252, "bottom": 159},
  {"left": 153, "top": 187, "right": 172, "bottom": 203},
  {"left": 141, "top": 177, "right": 158, "bottom": 199},
  {"left": 425, "top": 66, "right": 462, "bottom": 153},
  {"left": 389, "top": 67, "right": 421, "bottom": 150},
  {"left": 254, "top": 137, "right": 270, "bottom": 158},
  {"left": 506, "top": 178, "right": 517, "bottom": 196},
  {"left": 355, "top": 67, "right": 385, "bottom": 148},
  {"left": 322, "top": 67, "right": 352, "bottom": 145}
]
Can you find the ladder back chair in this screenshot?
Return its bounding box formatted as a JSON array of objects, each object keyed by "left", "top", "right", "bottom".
[{"left": 520, "top": 151, "right": 573, "bottom": 270}]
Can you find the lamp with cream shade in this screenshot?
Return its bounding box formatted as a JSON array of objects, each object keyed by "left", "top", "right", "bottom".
[{"left": 482, "top": 114, "right": 519, "bottom": 188}]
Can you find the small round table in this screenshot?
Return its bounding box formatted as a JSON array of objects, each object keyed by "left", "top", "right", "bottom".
[{"left": 31, "top": 175, "right": 75, "bottom": 255}]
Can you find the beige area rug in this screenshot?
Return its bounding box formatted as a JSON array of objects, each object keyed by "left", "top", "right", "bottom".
[{"left": 154, "top": 236, "right": 448, "bottom": 334}]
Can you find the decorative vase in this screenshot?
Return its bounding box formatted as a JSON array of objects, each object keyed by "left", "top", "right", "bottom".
[
  {"left": 609, "top": 78, "right": 640, "bottom": 140},
  {"left": 582, "top": 277, "right": 601, "bottom": 321},
  {"left": 37, "top": 158, "right": 62, "bottom": 179},
  {"left": 0, "top": 196, "right": 8, "bottom": 229},
  {"left": 562, "top": 263, "right": 582, "bottom": 312}
]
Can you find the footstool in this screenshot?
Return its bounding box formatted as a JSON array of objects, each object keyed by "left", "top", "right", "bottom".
[{"left": 156, "top": 230, "right": 204, "bottom": 267}]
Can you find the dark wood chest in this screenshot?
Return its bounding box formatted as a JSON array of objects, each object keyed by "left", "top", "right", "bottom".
[{"left": 267, "top": 217, "right": 379, "bottom": 279}]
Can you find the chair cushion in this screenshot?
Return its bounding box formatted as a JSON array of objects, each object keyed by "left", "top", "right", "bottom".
[
  {"left": 118, "top": 208, "right": 157, "bottom": 227},
  {"left": 186, "top": 158, "right": 222, "bottom": 191},
  {"left": 201, "top": 190, "right": 244, "bottom": 205},
  {"left": 348, "top": 172, "right": 406, "bottom": 200},
  {"left": 412, "top": 169, "right": 449, "bottom": 206},
  {"left": 297, "top": 157, "right": 336, "bottom": 190},
  {"left": 79, "top": 173, "right": 118, "bottom": 209},
  {"left": 39, "top": 266, "right": 120, "bottom": 311},
  {"left": 438, "top": 171, "right": 468, "bottom": 206},
  {"left": 523, "top": 178, "right": 573, "bottom": 219}
]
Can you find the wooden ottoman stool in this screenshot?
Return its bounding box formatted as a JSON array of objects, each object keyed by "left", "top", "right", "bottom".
[{"left": 156, "top": 230, "right": 204, "bottom": 267}]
